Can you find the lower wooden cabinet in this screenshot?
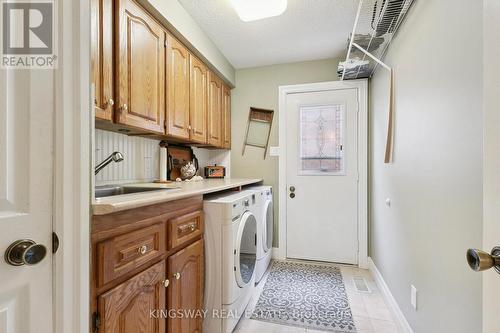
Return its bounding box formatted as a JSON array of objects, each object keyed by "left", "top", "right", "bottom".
[
  {"left": 92, "top": 197, "right": 205, "bottom": 333},
  {"left": 98, "top": 261, "right": 166, "bottom": 333},
  {"left": 167, "top": 239, "right": 204, "bottom": 333}
]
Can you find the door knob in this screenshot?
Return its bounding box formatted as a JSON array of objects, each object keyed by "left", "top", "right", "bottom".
[
  {"left": 290, "top": 193, "right": 295, "bottom": 199},
  {"left": 173, "top": 272, "right": 181, "bottom": 280},
  {"left": 289, "top": 186, "right": 295, "bottom": 192},
  {"left": 466, "top": 247, "right": 500, "bottom": 274},
  {"left": 5, "top": 239, "right": 47, "bottom": 266}
]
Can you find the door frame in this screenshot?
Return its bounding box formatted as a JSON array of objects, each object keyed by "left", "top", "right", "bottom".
[
  {"left": 53, "top": 0, "right": 91, "bottom": 333},
  {"left": 277, "top": 80, "right": 368, "bottom": 268}
]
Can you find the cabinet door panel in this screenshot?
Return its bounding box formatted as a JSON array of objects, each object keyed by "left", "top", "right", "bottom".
[
  {"left": 98, "top": 261, "right": 166, "bottom": 333},
  {"left": 91, "top": 0, "right": 114, "bottom": 121},
  {"left": 207, "top": 72, "right": 222, "bottom": 147},
  {"left": 222, "top": 84, "right": 231, "bottom": 149},
  {"left": 166, "top": 35, "right": 190, "bottom": 140},
  {"left": 189, "top": 55, "right": 208, "bottom": 144},
  {"left": 168, "top": 239, "right": 204, "bottom": 333},
  {"left": 116, "top": 0, "right": 165, "bottom": 134}
]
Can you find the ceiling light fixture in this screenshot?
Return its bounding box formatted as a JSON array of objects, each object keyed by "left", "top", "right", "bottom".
[{"left": 229, "top": 0, "right": 287, "bottom": 22}]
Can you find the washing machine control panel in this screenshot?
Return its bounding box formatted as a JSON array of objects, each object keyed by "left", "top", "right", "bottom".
[{"left": 230, "top": 194, "right": 256, "bottom": 220}]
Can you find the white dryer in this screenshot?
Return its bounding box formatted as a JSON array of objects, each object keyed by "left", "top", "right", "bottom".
[
  {"left": 248, "top": 186, "right": 273, "bottom": 283},
  {"left": 204, "top": 191, "right": 258, "bottom": 333}
]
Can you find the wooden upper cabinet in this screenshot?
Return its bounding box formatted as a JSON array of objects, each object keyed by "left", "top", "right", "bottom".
[
  {"left": 222, "top": 84, "right": 231, "bottom": 149},
  {"left": 166, "top": 34, "right": 190, "bottom": 140},
  {"left": 189, "top": 55, "right": 208, "bottom": 144},
  {"left": 91, "top": 0, "right": 114, "bottom": 121},
  {"left": 207, "top": 71, "right": 223, "bottom": 147},
  {"left": 167, "top": 239, "right": 204, "bottom": 333},
  {"left": 115, "top": 0, "right": 165, "bottom": 134},
  {"left": 98, "top": 261, "right": 166, "bottom": 333}
]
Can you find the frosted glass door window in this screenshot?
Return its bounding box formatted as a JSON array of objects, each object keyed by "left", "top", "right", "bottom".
[{"left": 299, "top": 104, "right": 345, "bottom": 175}]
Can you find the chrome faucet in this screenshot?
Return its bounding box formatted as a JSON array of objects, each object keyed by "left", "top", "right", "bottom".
[{"left": 95, "top": 151, "right": 124, "bottom": 175}]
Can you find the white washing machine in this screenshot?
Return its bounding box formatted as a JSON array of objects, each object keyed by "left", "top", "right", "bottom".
[
  {"left": 203, "top": 190, "right": 258, "bottom": 333},
  {"left": 247, "top": 186, "right": 273, "bottom": 283}
]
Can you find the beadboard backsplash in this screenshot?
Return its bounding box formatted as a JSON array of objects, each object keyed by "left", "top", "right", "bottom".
[{"left": 94, "top": 129, "right": 230, "bottom": 185}]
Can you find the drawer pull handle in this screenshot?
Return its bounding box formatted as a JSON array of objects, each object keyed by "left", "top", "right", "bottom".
[
  {"left": 138, "top": 245, "right": 148, "bottom": 255},
  {"left": 173, "top": 272, "right": 181, "bottom": 280},
  {"left": 162, "top": 279, "right": 170, "bottom": 288},
  {"left": 179, "top": 224, "right": 196, "bottom": 233}
]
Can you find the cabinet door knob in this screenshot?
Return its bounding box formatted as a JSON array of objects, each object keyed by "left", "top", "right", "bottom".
[
  {"left": 138, "top": 245, "right": 148, "bottom": 255},
  {"left": 173, "top": 272, "right": 181, "bottom": 280},
  {"left": 190, "top": 224, "right": 196, "bottom": 231},
  {"left": 120, "top": 104, "right": 128, "bottom": 112},
  {"left": 162, "top": 279, "right": 170, "bottom": 288},
  {"left": 107, "top": 98, "right": 115, "bottom": 107}
]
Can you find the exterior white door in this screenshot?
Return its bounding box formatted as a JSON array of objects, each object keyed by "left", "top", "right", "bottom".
[
  {"left": 482, "top": 1, "right": 500, "bottom": 331},
  {"left": 0, "top": 69, "right": 54, "bottom": 330},
  {"left": 285, "top": 87, "right": 359, "bottom": 264}
]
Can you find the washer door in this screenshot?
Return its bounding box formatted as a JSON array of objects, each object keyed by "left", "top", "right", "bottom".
[
  {"left": 262, "top": 199, "right": 273, "bottom": 253},
  {"left": 235, "top": 211, "right": 257, "bottom": 288}
]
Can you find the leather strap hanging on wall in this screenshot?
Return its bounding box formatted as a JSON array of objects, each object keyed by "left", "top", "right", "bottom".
[{"left": 384, "top": 69, "right": 395, "bottom": 163}]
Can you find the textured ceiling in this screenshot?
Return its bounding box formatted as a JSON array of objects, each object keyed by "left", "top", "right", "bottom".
[{"left": 179, "top": 0, "right": 358, "bottom": 69}]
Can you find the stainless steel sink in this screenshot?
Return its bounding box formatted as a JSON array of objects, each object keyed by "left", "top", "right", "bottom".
[{"left": 95, "top": 185, "right": 177, "bottom": 199}]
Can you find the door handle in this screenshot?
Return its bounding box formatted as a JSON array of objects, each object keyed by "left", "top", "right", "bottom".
[
  {"left": 5, "top": 239, "right": 47, "bottom": 266},
  {"left": 466, "top": 247, "right": 500, "bottom": 274}
]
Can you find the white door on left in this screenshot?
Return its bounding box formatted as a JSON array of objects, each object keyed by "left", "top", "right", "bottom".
[{"left": 0, "top": 69, "right": 54, "bottom": 330}]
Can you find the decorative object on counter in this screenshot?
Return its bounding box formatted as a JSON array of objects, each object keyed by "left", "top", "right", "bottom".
[
  {"left": 242, "top": 107, "right": 274, "bottom": 159},
  {"left": 166, "top": 145, "right": 199, "bottom": 180},
  {"left": 204, "top": 165, "right": 226, "bottom": 179},
  {"left": 185, "top": 175, "right": 203, "bottom": 182},
  {"left": 180, "top": 162, "right": 197, "bottom": 180}
]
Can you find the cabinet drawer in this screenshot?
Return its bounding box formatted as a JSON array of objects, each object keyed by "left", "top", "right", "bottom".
[
  {"left": 97, "top": 223, "right": 165, "bottom": 287},
  {"left": 168, "top": 210, "right": 203, "bottom": 249}
]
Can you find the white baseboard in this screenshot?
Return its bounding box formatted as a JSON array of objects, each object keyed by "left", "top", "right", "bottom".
[
  {"left": 368, "top": 258, "right": 414, "bottom": 333},
  {"left": 271, "top": 247, "right": 280, "bottom": 259}
]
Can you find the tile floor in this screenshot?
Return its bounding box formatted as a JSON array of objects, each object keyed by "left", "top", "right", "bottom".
[{"left": 234, "top": 260, "right": 401, "bottom": 333}]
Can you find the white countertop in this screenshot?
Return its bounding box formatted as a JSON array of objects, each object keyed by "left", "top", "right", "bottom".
[{"left": 92, "top": 178, "right": 262, "bottom": 215}]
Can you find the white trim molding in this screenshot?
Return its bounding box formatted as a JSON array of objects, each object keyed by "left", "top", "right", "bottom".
[
  {"left": 277, "top": 80, "right": 369, "bottom": 268},
  {"left": 271, "top": 247, "right": 280, "bottom": 259},
  {"left": 53, "top": 0, "right": 91, "bottom": 333},
  {"left": 368, "top": 258, "right": 414, "bottom": 333}
]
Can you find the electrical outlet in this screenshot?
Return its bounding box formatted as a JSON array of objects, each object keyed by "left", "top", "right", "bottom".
[
  {"left": 269, "top": 146, "right": 280, "bottom": 156},
  {"left": 411, "top": 285, "right": 417, "bottom": 310}
]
